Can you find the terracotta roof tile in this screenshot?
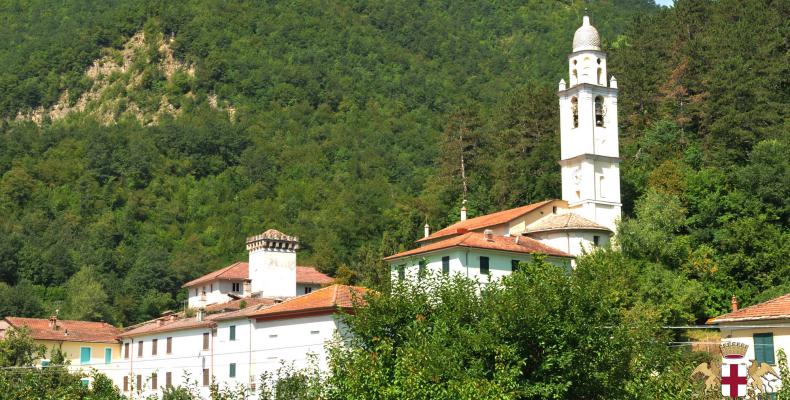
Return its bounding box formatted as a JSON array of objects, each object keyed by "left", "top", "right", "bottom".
[
  {"left": 526, "top": 213, "right": 610, "bottom": 233},
  {"left": 4, "top": 317, "right": 120, "bottom": 344},
  {"left": 296, "top": 266, "right": 334, "bottom": 285},
  {"left": 385, "top": 231, "right": 571, "bottom": 261},
  {"left": 119, "top": 317, "right": 214, "bottom": 338},
  {"left": 250, "top": 285, "right": 369, "bottom": 320},
  {"left": 418, "top": 200, "right": 556, "bottom": 243},
  {"left": 204, "top": 297, "right": 276, "bottom": 313},
  {"left": 708, "top": 293, "right": 790, "bottom": 324},
  {"left": 182, "top": 262, "right": 249, "bottom": 288}
]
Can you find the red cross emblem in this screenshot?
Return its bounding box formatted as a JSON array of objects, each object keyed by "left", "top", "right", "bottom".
[{"left": 721, "top": 361, "right": 747, "bottom": 397}]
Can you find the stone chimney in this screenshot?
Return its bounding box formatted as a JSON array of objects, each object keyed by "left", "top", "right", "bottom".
[
  {"left": 49, "top": 315, "right": 58, "bottom": 330},
  {"left": 484, "top": 229, "right": 494, "bottom": 241},
  {"left": 731, "top": 295, "right": 738, "bottom": 312},
  {"left": 247, "top": 229, "right": 299, "bottom": 298},
  {"left": 424, "top": 223, "right": 430, "bottom": 238},
  {"left": 460, "top": 206, "right": 467, "bottom": 221}
]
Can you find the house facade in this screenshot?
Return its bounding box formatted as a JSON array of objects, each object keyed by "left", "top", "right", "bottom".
[{"left": 386, "top": 16, "right": 620, "bottom": 279}]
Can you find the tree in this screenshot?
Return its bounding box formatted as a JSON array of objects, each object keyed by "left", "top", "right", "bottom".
[
  {"left": 0, "top": 327, "right": 45, "bottom": 367},
  {"left": 62, "top": 267, "right": 109, "bottom": 322}
]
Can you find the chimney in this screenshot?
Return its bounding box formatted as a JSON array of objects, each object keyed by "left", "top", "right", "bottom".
[
  {"left": 157, "top": 318, "right": 165, "bottom": 327},
  {"left": 243, "top": 281, "right": 251, "bottom": 295},
  {"left": 731, "top": 295, "right": 738, "bottom": 312},
  {"left": 484, "top": 229, "right": 494, "bottom": 241},
  {"left": 460, "top": 206, "right": 467, "bottom": 221},
  {"left": 169, "top": 314, "right": 177, "bottom": 322},
  {"left": 246, "top": 229, "right": 299, "bottom": 298},
  {"left": 196, "top": 308, "right": 205, "bottom": 322},
  {"left": 49, "top": 315, "right": 58, "bottom": 330},
  {"left": 423, "top": 223, "right": 430, "bottom": 238}
]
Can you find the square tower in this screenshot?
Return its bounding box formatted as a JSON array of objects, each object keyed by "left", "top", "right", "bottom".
[{"left": 246, "top": 229, "right": 298, "bottom": 298}]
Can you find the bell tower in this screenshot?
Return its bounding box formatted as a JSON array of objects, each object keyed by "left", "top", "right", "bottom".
[{"left": 557, "top": 16, "right": 621, "bottom": 232}]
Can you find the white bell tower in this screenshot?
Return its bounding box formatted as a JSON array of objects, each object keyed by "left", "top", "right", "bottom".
[{"left": 557, "top": 16, "right": 621, "bottom": 232}]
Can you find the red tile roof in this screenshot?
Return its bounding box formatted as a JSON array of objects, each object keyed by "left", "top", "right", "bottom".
[
  {"left": 182, "top": 262, "right": 249, "bottom": 288},
  {"left": 119, "top": 317, "right": 214, "bottom": 338},
  {"left": 385, "top": 231, "right": 571, "bottom": 261},
  {"left": 4, "top": 317, "right": 120, "bottom": 344},
  {"left": 708, "top": 293, "right": 790, "bottom": 324},
  {"left": 296, "top": 266, "right": 334, "bottom": 285},
  {"left": 251, "top": 285, "right": 369, "bottom": 321},
  {"left": 204, "top": 297, "right": 276, "bottom": 313},
  {"left": 419, "top": 200, "right": 556, "bottom": 243}
]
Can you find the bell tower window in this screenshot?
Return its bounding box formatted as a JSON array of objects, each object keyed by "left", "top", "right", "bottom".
[
  {"left": 571, "top": 97, "right": 578, "bottom": 128},
  {"left": 571, "top": 69, "right": 578, "bottom": 86},
  {"left": 594, "top": 96, "right": 604, "bottom": 127}
]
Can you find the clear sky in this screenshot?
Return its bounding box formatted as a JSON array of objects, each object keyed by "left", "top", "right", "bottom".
[{"left": 654, "top": 0, "right": 674, "bottom": 6}]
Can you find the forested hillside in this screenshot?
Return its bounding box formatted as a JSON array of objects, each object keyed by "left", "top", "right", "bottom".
[{"left": 0, "top": 0, "right": 786, "bottom": 326}]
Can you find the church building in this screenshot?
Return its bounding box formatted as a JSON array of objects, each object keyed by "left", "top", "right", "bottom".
[{"left": 386, "top": 16, "right": 621, "bottom": 279}]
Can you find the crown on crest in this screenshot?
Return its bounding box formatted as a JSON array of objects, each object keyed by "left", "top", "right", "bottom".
[{"left": 720, "top": 342, "right": 748, "bottom": 359}]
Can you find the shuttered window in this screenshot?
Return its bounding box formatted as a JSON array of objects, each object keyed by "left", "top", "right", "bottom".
[
  {"left": 229, "top": 363, "right": 236, "bottom": 378},
  {"left": 80, "top": 347, "right": 90, "bottom": 365},
  {"left": 398, "top": 265, "right": 405, "bottom": 280},
  {"left": 202, "top": 369, "right": 210, "bottom": 386},
  {"left": 753, "top": 333, "right": 775, "bottom": 364},
  {"left": 151, "top": 373, "right": 157, "bottom": 389},
  {"left": 166, "top": 372, "right": 172, "bottom": 388},
  {"left": 442, "top": 256, "right": 450, "bottom": 274},
  {"left": 104, "top": 348, "right": 112, "bottom": 364},
  {"left": 203, "top": 333, "right": 209, "bottom": 350},
  {"left": 123, "top": 376, "right": 128, "bottom": 392},
  {"left": 166, "top": 337, "right": 172, "bottom": 354},
  {"left": 137, "top": 341, "right": 143, "bottom": 357},
  {"left": 480, "top": 257, "right": 490, "bottom": 275},
  {"left": 136, "top": 375, "right": 141, "bottom": 392},
  {"left": 152, "top": 339, "right": 158, "bottom": 356},
  {"left": 124, "top": 343, "right": 129, "bottom": 359}
]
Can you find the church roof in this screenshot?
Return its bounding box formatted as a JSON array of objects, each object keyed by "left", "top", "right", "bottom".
[
  {"left": 572, "top": 16, "right": 601, "bottom": 52},
  {"left": 418, "top": 200, "right": 556, "bottom": 243},
  {"left": 386, "top": 231, "right": 571, "bottom": 261},
  {"left": 526, "top": 213, "right": 611, "bottom": 234},
  {"left": 708, "top": 293, "right": 790, "bottom": 324}
]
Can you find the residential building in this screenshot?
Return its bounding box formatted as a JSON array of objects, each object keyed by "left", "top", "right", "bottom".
[
  {"left": 707, "top": 293, "right": 789, "bottom": 395},
  {"left": 386, "top": 16, "right": 620, "bottom": 279},
  {"left": 0, "top": 316, "right": 122, "bottom": 385}
]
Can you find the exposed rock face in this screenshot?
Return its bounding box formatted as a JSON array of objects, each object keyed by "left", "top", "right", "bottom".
[{"left": 14, "top": 31, "right": 231, "bottom": 126}]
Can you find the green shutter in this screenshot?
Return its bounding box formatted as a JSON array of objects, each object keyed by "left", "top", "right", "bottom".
[
  {"left": 753, "top": 333, "right": 775, "bottom": 364},
  {"left": 230, "top": 325, "right": 236, "bottom": 341},
  {"left": 80, "top": 347, "right": 91, "bottom": 365},
  {"left": 229, "top": 363, "right": 236, "bottom": 378},
  {"left": 104, "top": 348, "right": 112, "bottom": 364}
]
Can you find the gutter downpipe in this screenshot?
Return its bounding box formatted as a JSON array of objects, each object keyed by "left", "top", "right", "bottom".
[
  {"left": 248, "top": 319, "right": 253, "bottom": 388},
  {"left": 129, "top": 338, "right": 134, "bottom": 400},
  {"left": 211, "top": 329, "right": 215, "bottom": 390}
]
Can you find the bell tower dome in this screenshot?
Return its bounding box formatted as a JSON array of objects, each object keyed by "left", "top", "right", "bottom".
[{"left": 557, "top": 16, "right": 621, "bottom": 232}]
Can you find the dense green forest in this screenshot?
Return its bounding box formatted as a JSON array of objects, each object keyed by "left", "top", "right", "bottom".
[{"left": 0, "top": 0, "right": 786, "bottom": 326}]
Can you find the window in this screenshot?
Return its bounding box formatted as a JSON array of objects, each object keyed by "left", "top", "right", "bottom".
[
  {"left": 166, "top": 337, "right": 172, "bottom": 354},
  {"left": 571, "top": 69, "right": 578, "bottom": 86},
  {"left": 203, "top": 333, "right": 210, "bottom": 350},
  {"left": 304, "top": 286, "right": 312, "bottom": 294},
  {"left": 194, "top": 288, "right": 198, "bottom": 296},
  {"left": 754, "top": 333, "right": 775, "bottom": 364},
  {"left": 210, "top": 283, "right": 213, "bottom": 292},
  {"left": 104, "top": 348, "right": 112, "bottom": 364},
  {"left": 597, "top": 68, "right": 602, "bottom": 85},
  {"left": 593, "top": 236, "right": 600, "bottom": 247},
  {"left": 599, "top": 176, "right": 606, "bottom": 198},
  {"left": 138, "top": 341, "right": 143, "bottom": 357},
  {"left": 80, "top": 378, "right": 89, "bottom": 387},
  {"left": 136, "top": 375, "right": 142, "bottom": 392},
  {"left": 202, "top": 369, "right": 210, "bottom": 386},
  {"left": 511, "top": 260, "right": 520, "bottom": 272},
  {"left": 310, "top": 330, "right": 320, "bottom": 335},
  {"left": 398, "top": 265, "right": 405, "bottom": 280},
  {"left": 165, "top": 372, "right": 172, "bottom": 388},
  {"left": 232, "top": 282, "right": 241, "bottom": 292},
  {"left": 152, "top": 339, "right": 158, "bottom": 356},
  {"left": 571, "top": 97, "right": 579, "bottom": 128},
  {"left": 269, "top": 334, "right": 278, "bottom": 339},
  {"left": 418, "top": 259, "right": 427, "bottom": 277},
  {"left": 80, "top": 347, "right": 91, "bottom": 365},
  {"left": 124, "top": 343, "right": 129, "bottom": 359},
  {"left": 229, "top": 325, "right": 236, "bottom": 341},
  {"left": 441, "top": 256, "right": 450, "bottom": 275},
  {"left": 480, "top": 257, "right": 490, "bottom": 275},
  {"left": 552, "top": 206, "right": 558, "bottom": 214},
  {"left": 151, "top": 373, "right": 158, "bottom": 389},
  {"left": 229, "top": 363, "right": 236, "bottom": 378},
  {"left": 123, "top": 376, "right": 129, "bottom": 392},
  {"left": 595, "top": 96, "right": 604, "bottom": 127}
]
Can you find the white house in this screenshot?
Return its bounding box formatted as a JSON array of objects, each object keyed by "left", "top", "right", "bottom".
[
  {"left": 183, "top": 229, "right": 333, "bottom": 309},
  {"left": 708, "top": 294, "right": 789, "bottom": 396},
  {"left": 386, "top": 15, "right": 621, "bottom": 278}
]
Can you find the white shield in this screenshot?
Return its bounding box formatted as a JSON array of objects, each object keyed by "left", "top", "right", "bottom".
[{"left": 721, "top": 361, "right": 748, "bottom": 397}]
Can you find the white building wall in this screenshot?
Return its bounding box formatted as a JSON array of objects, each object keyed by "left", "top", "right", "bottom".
[
  {"left": 527, "top": 231, "right": 609, "bottom": 259},
  {"left": 212, "top": 319, "right": 255, "bottom": 393},
  {"left": 251, "top": 315, "right": 341, "bottom": 377},
  {"left": 250, "top": 249, "right": 296, "bottom": 298},
  {"left": 296, "top": 283, "right": 322, "bottom": 295},
  {"left": 718, "top": 322, "right": 788, "bottom": 394},
  {"left": 118, "top": 327, "right": 215, "bottom": 399}
]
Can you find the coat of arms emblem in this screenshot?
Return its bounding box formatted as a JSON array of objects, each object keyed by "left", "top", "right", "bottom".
[{"left": 691, "top": 341, "right": 780, "bottom": 398}]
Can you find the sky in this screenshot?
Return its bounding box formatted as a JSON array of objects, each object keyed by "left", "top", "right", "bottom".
[{"left": 654, "top": 0, "right": 674, "bottom": 6}]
